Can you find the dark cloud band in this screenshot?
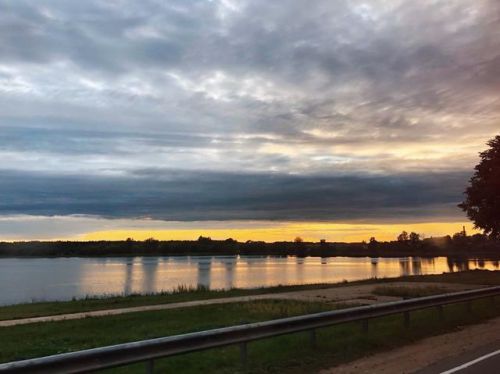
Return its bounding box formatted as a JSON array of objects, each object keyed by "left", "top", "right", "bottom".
[{"left": 0, "top": 169, "right": 468, "bottom": 222}]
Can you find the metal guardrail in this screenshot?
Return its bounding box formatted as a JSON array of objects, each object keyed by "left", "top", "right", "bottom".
[{"left": 1, "top": 285, "right": 499, "bottom": 373}]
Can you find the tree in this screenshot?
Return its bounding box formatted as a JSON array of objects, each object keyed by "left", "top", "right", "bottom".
[
  {"left": 144, "top": 237, "right": 159, "bottom": 250},
  {"left": 397, "top": 231, "right": 409, "bottom": 242},
  {"left": 452, "top": 231, "right": 467, "bottom": 244},
  {"left": 294, "top": 236, "right": 304, "bottom": 243},
  {"left": 368, "top": 236, "right": 378, "bottom": 249},
  {"left": 459, "top": 135, "right": 500, "bottom": 239},
  {"left": 471, "top": 233, "right": 487, "bottom": 243},
  {"left": 409, "top": 232, "right": 420, "bottom": 244}
]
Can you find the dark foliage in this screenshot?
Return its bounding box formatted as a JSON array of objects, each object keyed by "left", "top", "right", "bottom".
[
  {"left": 0, "top": 234, "right": 499, "bottom": 258},
  {"left": 459, "top": 135, "right": 500, "bottom": 239}
]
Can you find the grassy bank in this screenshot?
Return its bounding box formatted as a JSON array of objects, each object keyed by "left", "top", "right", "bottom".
[
  {"left": 1, "top": 296, "right": 500, "bottom": 373},
  {"left": 0, "top": 300, "right": 331, "bottom": 364},
  {"left": 1, "top": 270, "right": 499, "bottom": 321},
  {"left": 0, "top": 284, "right": 339, "bottom": 321}
]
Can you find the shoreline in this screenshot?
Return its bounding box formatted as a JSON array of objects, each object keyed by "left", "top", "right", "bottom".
[
  {"left": 1, "top": 270, "right": 499, "bottom": 318},
  {"left": 1, "top": 238, "right": 499, "bottom": 259}
]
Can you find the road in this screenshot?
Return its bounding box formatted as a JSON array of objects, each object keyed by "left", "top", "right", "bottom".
[
  {"left": 416, "top": 342, "right": 500, "bottom": 374},
  {"left": 320, "top": 315, "right": 500, "bottom": 374}
]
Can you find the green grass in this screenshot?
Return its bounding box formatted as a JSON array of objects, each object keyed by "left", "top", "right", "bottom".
[
  {"left": 1, "top": 270, "right": 499, "bottom": 321},
  {"left": 0, "top": 284, "right": 338, "bottom": 321},
  {"left": 1, "top": 297, "right": 500, "bottom": 373},
  {"left": 0, "top": 300, "right": 332, "bottom": 364},
  {"left": 372, "top": 285, "right": 448, "bottom": 298},
  {"left": 109, "top": 298, "right": 500, "bottom": 373}
]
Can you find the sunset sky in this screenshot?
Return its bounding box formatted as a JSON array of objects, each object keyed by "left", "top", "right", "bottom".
[{"left": 1, "top": 0, "right": 499, "bottom": 241}]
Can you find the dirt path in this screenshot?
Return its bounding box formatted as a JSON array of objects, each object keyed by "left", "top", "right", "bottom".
[
  {"left": 320, "top": 315, "right": 500, "bottom": 374},
  {"left": 0, "top": 282, "right": 478, "bottom": 327}
]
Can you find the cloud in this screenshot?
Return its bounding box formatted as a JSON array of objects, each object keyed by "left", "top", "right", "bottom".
[
  {"left": 0, "top": 0, "right": 498, "bottom": 226},
  {"left": 0, "top": 169, "right": 469, "bottom": 222}
]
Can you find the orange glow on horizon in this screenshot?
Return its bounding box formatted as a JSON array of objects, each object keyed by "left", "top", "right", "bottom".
[{"left": 82, "top": 221, "right": 479, "bottom": 243}]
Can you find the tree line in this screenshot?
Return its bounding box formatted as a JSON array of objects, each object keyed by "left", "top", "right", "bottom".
[{"left": 0, "top": 231, "right": 498, "bottom": 258}]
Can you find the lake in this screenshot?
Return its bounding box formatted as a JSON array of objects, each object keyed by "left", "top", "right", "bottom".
[{"left": 0, "top": 256, "right": 498, "bottom": 306}]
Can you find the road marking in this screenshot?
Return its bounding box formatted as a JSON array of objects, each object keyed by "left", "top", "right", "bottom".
[{"left": 440, "top": 349, "right": 500, "bottom": 374}]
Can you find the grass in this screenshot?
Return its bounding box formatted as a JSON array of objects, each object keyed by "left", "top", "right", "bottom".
[
  {"left": 1, "top": 270, "right": 499, "bottom": 321},
  {"left": 1, "top": 297, "right": 500, "bottom": 373},
  {"left": 372, "top": 285, "right": 448, "bottom": 298},
  {"left": 0, "top": 300, "right": 332, "bottom": 364},
  {"left": 0, "top": 284, "right": 336, "bottom": 321}
]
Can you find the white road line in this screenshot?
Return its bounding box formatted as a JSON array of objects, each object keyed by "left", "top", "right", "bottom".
[{"left": 440, "top": 349, "right": 500, "bottom": 374}]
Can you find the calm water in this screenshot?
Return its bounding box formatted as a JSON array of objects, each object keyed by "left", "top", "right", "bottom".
[{"left": 0, "top": 256, "right": 498, "bottom": 306}]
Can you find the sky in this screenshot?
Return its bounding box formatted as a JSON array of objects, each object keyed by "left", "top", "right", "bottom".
[{"left": 0, "top": 0, "right": 499, "bottom": 242}]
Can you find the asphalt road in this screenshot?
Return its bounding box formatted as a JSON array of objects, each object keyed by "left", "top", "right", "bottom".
[{"left": 416, "top": 340, "right": 500, "bottom": 374}]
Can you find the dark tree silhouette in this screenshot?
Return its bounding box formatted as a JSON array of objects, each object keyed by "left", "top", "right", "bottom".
[
  {"left": 459, "top": 135, "right": 500, "bottom": 239},
  {"left": 409, "top": 232, "right": 420, "bottom": 243},
  {"left": 397, "top": 231, "right": 409, "bottom": 242},
  {"left": 368, "top": 236, "right": 378, "bottom": 249}
]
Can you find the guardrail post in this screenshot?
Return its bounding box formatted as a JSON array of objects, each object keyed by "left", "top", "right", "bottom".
[
  {"left": 437, "top": 305, "right": 444, "bottom": 321},
  {"left": 309, "top": 329, "right": 317, "bottom": 348},
  {"left": 466, "top": 301, "right": 472, "bottom": 313},
  {"left": 403, "top": 311, "right": 410, "bottom": 328},
  {"left": 362, "top": 319, "right": 369, "bottom": 333},
  {"left": 240, "top": 342, "right": 247, "bottom": 367},
  {"left": 145, "top": 359, "right": 154, "bottom": 374}
]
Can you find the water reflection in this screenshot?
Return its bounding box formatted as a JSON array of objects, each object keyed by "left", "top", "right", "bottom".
[
  {"left": 124, "top": 257, "right": 134, "bottom": 295},
  {"left": 446, "top": 258, "right": 471, "bottom": 272},
  {"left": 370, "top": 258, "right": 378, "bottom": 278},
  {"left": 412, "top": 258, "right": 422, "bottom": 275},
  {"left": 196, "top": 257, "right": 212, "bottom": 288},
  {"left": 141, "top": 257, "right": 159, "bottom": 293},
  {"left": 223, "top": 256, "right": 236, "bottom": 289},
  {"left": 399, "top": 258, "right": 411, "bottom": 276},
  {"left": 0, "top": 256, "right": 499, "bottom": 305}
]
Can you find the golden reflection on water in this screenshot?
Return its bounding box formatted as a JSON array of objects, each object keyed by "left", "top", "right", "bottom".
[
  {"left": 0, "top": 256, "right": 498, "bottom": 305},
  {"left": 76, "top": 256, "right": 499, "bottom": 296}
]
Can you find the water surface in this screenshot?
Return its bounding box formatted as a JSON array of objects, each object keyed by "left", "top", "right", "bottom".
[{"left": 0, "top": 256, "right": 498, "bottom": 306}]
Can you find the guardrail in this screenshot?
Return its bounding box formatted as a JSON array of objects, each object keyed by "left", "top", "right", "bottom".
[{"left": 1, "top": 285, "right": 499, "bottom": 373}]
